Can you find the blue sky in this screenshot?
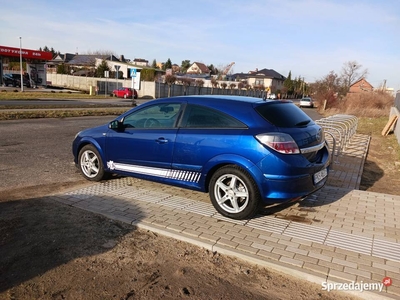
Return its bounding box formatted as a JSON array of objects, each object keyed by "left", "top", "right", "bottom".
[{"left": 1, "top": 0, "right": 399, "bottom": 90}]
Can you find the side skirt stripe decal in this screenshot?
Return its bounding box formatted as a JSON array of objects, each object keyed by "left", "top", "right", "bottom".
[{"left": 107, "top": 161, "right": 201, "bottom": 183}]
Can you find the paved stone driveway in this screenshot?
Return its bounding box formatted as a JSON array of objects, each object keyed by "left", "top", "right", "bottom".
[{"left": 54, "top": 133, "right": 400, "bottom": 299}]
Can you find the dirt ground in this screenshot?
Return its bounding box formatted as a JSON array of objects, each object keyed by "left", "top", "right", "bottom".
[
  {"left": 1, "top": 134, "right": 398, "bottom": 300},
  {"left": 359, "top": 133, "right": 400, "bottom": 195}
]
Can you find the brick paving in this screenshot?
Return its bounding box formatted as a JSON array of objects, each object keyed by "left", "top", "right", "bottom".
[{"left": 53, "top": 133, "right": 400, "bottom": 299}]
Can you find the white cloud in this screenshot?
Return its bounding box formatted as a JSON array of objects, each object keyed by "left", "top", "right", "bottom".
[{"left": 1, "top": 0, "right": 399, "bottom": 89}]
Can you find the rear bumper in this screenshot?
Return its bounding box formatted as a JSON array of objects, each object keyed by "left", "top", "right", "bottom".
[
  {"left": 259, "top": 169, "right": 328, "bottom": 204},
  {"left": 255, "top": 145, "right": 331, "bottom": 204}
]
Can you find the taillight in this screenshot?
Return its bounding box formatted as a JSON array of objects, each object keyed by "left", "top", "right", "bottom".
[{"left": 255, "top": 133, "right": 300, "bottom": 154}]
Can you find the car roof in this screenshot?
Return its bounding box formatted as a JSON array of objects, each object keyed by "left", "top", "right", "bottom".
[
  {"left": 154, "top": 95, "right": 278, "bottom": 105},
  {"left": 136, "top": 95, "right": 294, "bottom": 124}
]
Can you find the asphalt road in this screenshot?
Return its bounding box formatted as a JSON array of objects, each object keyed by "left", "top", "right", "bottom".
[
  {"left": 0, "top": 98, "right": 133, "bottom": 107},
  {"left": 0, "top": 116, "right": 114, "bottom": 192},
  {"left": 0, "top": 106, "right": 320, "bottom": 194}
]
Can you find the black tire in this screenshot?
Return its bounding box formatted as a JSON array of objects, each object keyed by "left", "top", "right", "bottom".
[
  {"left": 209, "top": 165, "right": 260, "bottom": 220},
  {"left": 78, "top": 145, "right": 107, "bottom": 181}
]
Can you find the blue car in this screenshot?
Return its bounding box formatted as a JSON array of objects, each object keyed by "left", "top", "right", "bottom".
[{"left": 73, "top": 95, "right": 331, "bottom": 219}]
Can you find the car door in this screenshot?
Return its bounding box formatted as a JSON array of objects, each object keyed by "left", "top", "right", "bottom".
[
  {"left": 117, "top": 87, "right": 124, "bottom": 97},
  {"left": 173, "top": 104, "right": 247, "bottom": 172},
  {"left": 105, "top": 102, "right": 182, "bottom": 178}
]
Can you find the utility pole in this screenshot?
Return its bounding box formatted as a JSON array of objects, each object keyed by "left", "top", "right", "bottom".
[{"left": 19, "top": 37, "right": 24, "bottom": 92}]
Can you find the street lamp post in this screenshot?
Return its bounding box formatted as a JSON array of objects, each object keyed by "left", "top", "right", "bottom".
[{"left": 19, "top": 37, "right": 24, "bottom": 92}]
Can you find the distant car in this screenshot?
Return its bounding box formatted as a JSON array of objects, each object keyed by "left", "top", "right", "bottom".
[
  {"left": 113, "top": 87, "right": 138, "bottom": 99},
  {"left": 2, "top": 74, "right": 17, "bottom": 87},
  {"left": 300, "top": 97, "right": 314, "bottom": 108},
  {"left": 268, "top": 93, "right": 277, "bottom": 99},
  {"left": 8, "top": 74, "right": 31, "bottom": 88},
  {"left": 72, "top": 95, "right": 331, "bottom": 220}
]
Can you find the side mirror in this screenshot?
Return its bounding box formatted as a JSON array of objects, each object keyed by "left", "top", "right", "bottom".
[{"left": 109, "top": 120, "right": 123, "bottom": 130}]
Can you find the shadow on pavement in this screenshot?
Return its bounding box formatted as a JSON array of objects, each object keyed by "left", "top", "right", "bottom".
[{"left": 359, "top": 159, "right": 384, "bottom": 190}]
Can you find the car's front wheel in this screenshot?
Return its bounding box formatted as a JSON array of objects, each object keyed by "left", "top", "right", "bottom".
[
  {"left": 78, "top": 145, "right": 107, "bottom": 181},
  {"left": 209, "top": 165, "right": 260, "bottom": 220}
]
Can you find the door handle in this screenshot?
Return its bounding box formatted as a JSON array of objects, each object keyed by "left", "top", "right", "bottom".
[{"left": 156, "top": 137, "right": 168, "bottom": 144}]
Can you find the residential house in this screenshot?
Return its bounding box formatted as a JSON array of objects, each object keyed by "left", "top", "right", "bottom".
[
  {"left": 349, "top": 78, "right": 374, "bottom": 93},
  {"left": 46, "top": 53, "right": 76, "bottom": 73},
  {"left": 133, "top": 58, "right": 148, "bottom": 67},
  {"left": 94, "top": 58, "right": 141, "bottom": 79},
  {"left": 47, "top": 53, "right": 120, "bottom": 76},
  {"left": 187, "top": 62, "right": 211, "bottom": 76},
  {"left": 230, "top": 68, "right": 286, "bottom": 93},
  {"left": 68, "top": 54, "right": 121, "bottom": 76}
]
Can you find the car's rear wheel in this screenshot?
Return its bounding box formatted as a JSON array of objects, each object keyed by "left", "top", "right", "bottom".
[
  {"left": 209, "top": 165, "right": 260, "bottom": 220},
  {"left": 78, "top": 145, "right": 107, "bottom": 181}
]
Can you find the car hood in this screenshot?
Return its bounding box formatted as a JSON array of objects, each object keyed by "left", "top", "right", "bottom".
[{"left": 78, "top": 123, "right": 110, "bottom": 137}]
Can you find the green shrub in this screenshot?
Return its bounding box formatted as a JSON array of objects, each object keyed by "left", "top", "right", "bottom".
[{"left": 140, "top": 68, "right": 156, "bottom": 81}]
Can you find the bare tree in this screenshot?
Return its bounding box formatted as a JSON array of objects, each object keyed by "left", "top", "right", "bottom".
[
  {"left": 313, "top": 71, "right": 343, "bottom": 107},
  {"left": 245, "top": 83, "right": 252, "bottom": 96},
  {"left": 220, "top": 82, "right": 227, "bottom": 94},
  {"left": 254, "top": 84, "right": 265, "bottom": 98},
  {"left": 229, "top": 83, "right": 236, "bottom": 94},
  {"left": 195, "top": 79, "right": 204, "bottom": 95},
  {"left": 179, "top": 77, "right": 194, "bottom": 95},
  {"left": 237, "top": 82, "right": 244, "bottom": 96},
  {"left": 164, "top": 74, "right": 176, "bottom": 97},
  {"left": 83, "top": 50, "right": 115, "bottom": 56},
  {"left": 341, "top": 61, "right": 368, "bottom": 92},
  {"left": 211, "top": 77, "right": 218, "bottom": 94}
]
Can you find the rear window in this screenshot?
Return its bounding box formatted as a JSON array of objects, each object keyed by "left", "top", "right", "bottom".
[
  {"left": 255, "top": 102, "right": 314, "bottom": 128},
  {"left": 183, "top": 104, "right": 246, "bottom": 128}
]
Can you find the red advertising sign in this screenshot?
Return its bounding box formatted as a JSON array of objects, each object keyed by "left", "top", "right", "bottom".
[{"left": 0, "top": 45, "right": 53, "bottom": 60}]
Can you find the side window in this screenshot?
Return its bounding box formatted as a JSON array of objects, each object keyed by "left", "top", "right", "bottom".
[
  {"left": 184, "top": 105, "right": 246, "bottom": 128},
  {"left": 123, "top": 103, "right": 181, "bottom": 129}
]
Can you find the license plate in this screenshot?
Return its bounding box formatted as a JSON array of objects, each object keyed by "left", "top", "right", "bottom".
[{"left": 313, "top": 168, "right": 327, "bottom": 184}]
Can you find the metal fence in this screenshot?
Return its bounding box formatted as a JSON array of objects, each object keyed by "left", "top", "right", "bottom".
[
  {"left": 392, "top": 91, "right": 400, "bottom": 146},
  {"left": 395, "top": 91, "right": 400, "bottom": 111},
  {"left": 316, "top": 114, "right": 358, "bottom": 167},
  {"left": 97, "top": 80, "right": 122, "bottom": 95},
  {"left": 154, "top": 82, "right": 267, "bottom": 99}
]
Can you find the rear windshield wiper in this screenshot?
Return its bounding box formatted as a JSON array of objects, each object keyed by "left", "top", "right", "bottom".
[{"left": 295, "top": 120, "right": 311, "bottom": 126}]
